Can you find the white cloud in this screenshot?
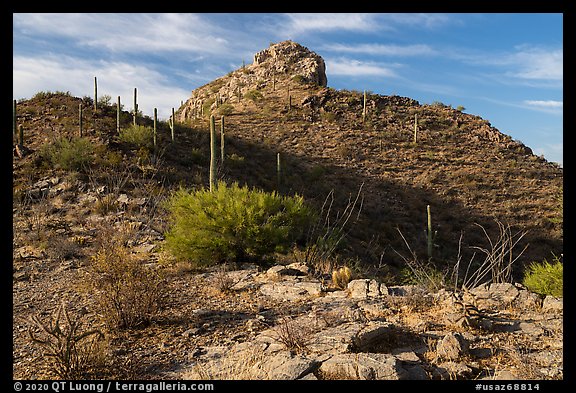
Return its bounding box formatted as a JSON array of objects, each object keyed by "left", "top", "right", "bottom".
[
  {"left": 280, "top": 13, "right": 454, "bottom": 36},
  {"left": 507, "top": 46, "right": 563, "bottom": 81},
  {"left": 13, "top": 13, "right": 230, "bottom": 55},
  {"left": 322, "top": 43, "right": 437, "bottom": 57},
  {"left": 377, "top": 13, "right": 454, "bottom": 29},
  {"left": 13, "top": 54, "right": 190, "bottom": 119},
  {"left": 283, "top": 13, "right": 379, "bottom": 34},
  {"left": 326, "top": 58, "right": 398, "bottom": 77},
  {"left": 452, "top": 45, "right": 563, "bottom": 85},
  {"left": 524, "top": 100, "right": 563, "bottom": 109},
  {"left": 522, "top": 100, "right": 563, "bottom": 115}
]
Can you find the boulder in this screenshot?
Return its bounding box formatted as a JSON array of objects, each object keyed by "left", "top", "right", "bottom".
[
  {"left": 436, "top": 332, "right": 469, "bottom": 361},
  {"left": 319, "top": 353, "right": 408, "bottom": 380}
]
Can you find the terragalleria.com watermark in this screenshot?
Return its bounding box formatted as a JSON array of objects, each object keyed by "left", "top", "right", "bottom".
[{"left": 13, "top": 382, "right": 215, "bottom": 393}]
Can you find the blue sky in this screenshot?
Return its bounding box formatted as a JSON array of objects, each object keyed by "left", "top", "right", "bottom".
[{"left": 13, "top": 13, "right": 563, "bottom": 166}]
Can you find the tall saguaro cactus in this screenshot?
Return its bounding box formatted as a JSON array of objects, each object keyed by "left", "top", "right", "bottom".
[
  {"left": 209, "top": 115, "right": 217, "bottom": 192},
  {"left": 277, "top": 152, "right": 282, "bottom": 190},
  {"left": 94, "top": 77, "right": 98, "bottom": 112},
  {"left": 362, "top": 90, "right": 367, "bottom": 122},
  {"left": 426, "top": 204, "right": 437, "bottom": 260},
  {"left": 133, "top": 88, "right": 138, "bottom": 126},
  {"left": 413, "top": 113, "right": 418, "bottom": 144},
  {"left": 170, "top": 107, "right": 175, "bottom": 142},
  {"left": 153, "top": 108, "right": 158, "bottom": 149},
  {"left": 116, "top": 96, "right": 121, "bottom": 134},
  {"left": 220, "top": 115, "right": 225, "bottom": 163},
  {"left": 13, "top": 100, "right": 17, "bottom": 142},
  {"left": 79, "top": 103, "right": 83, "bottom": 137},
  {"left": 19, "top": 125, "right": 24, "bottom": 146}
]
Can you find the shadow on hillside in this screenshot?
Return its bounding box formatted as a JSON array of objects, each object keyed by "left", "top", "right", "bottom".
[{"left": 151, "top": 121, "right": 561, "bottom": 282}]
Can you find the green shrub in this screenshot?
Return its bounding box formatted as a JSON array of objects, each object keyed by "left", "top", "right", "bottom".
[
  {"left": 118, "top": 124, "right": 154, "bottom": 149},
  {"left": 244, "top": 90, "right": 263, "bottom": 102},
  {"left": 523, "top": 256, "right": 563, "bottom": 297},
  {"left": 163, "top": 182, "right": 313, "bottom": 267},
  {"left": 217, "top": 103, "right": 234, "bottom": 116},
  {"left": 291, "top": 74, "right": 307, "bottom": 84},
  {"left": 39, "top": 136, "right": 95, "bottom": 171}
]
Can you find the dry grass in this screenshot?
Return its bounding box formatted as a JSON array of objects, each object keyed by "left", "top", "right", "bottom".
[
  {"left": 270, "top": 315, "right": 317, "bottom": 354},
  {"left": 79, "top": 221, "right": 166, "bottom": 329},
  {"left": 184, "top": 345, "right": 272, "bottom": 380}
]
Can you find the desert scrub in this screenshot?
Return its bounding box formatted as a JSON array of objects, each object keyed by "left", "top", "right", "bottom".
[
  {"left": 118, "top": 124, "right": 154, "bottom": 149},
  {"left": 163, "top": 181, "right": 313, "bottom": 267},
  {"left": 28, "top": 302, "right": 105, "bottom": 379},
  {"left": 39, "top": 136, "right": 95, "bottom": 171},
  {"left": 522, "top": 256, "right": 563, "bottom": 297},
  {"left": 244, "top": 89, "right": 264, "bottom": 102},
  {"left": 82, "top": 222, "right": 165, "bottom": 329},
  {"left": 217, "top": 103, "right": 234, "bottom": 116}
]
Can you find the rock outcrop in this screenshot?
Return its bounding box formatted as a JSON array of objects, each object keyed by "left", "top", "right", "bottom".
[
  {"left": 175, "top": 264, "right": 563, "bottom": 380},
  {"left": 177, "top": 40, "right": 327, "bottom": 123}
]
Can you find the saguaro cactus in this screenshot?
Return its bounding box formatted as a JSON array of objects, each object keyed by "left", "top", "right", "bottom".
[
  {"left": 276, "top": 152, "right": 282, "bottom": 190},
  {"left": 209, "top": 115, "right": 217, "bottom": 192},
  {"left": 413, "top": 113, "right": 418, "bottom": 144},
  {"left": 94, "top": 76, "right": 98, "bottom": 111},
  {"left": 426, "top": 204, "right": 437, "bottom": 259},
  {"left": 13, "top": 100, "right": 17, "bottom": 140},
  {"left": 220, "top": 115, "right": 225, "bottom": 163},
  {"left": 153, "top": 108, "right": 158, "bottom": 149},
  {"left": 133, "top": 88, "right": 138, "bottom": 126},
  {"left": 362, "top": 90, "right": 367, "bottom": 122},
  {"left": 116, "top": 96, "right": 121, "bottom": 134},
  {"left": 79, "top": 103, "right": 83, "bottom": 137},
  {"left": 170, "top": 107, "right": 175, "bottom": 142},
  {"left": 19, "top": 124, "right": 24, "bottom": 146}
]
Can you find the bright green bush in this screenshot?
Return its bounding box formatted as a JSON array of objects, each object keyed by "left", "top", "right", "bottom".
[
  {"left": 163, "top": 182, "right": 313, "bottom": 267},
  {"left": 522, "top": 256, "right": 563, "bottom": 297},
  {"left": 40, "top": 136, "right": 95, "bottom": 171},
  {"left": 118, "top": 124, "right": 154, "bottom": 149}
]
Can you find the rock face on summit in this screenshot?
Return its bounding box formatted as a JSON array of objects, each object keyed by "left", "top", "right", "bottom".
[
  {"left": 253, "top": 41, "right": 327, "bottom": 87},
  {"left": 177, "top": 41, "right": 327, "bottom": 122}
]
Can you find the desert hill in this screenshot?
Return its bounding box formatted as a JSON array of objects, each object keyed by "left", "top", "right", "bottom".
[
  {"left": 174, "top": 40, "right": 562, "bottom": 277},
  {"left": 12, "top": 40, "right": 563, "bottom": 380}
]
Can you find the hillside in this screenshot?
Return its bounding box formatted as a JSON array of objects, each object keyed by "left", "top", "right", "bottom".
[
  {"left": 175, "top": 40, "right": 563, "bottom": 276},
  {"left": 12, "top": 41, "right": 563, "bottom": 380}
]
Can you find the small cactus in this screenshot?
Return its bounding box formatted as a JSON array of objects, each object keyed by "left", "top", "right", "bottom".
[{"left": 332, "top": 266, "right": 352, "bottom": 290}]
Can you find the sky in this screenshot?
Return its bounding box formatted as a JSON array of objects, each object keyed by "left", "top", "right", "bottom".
[{"left": 12, "top": 13, "right": 563, "bottom": 166}]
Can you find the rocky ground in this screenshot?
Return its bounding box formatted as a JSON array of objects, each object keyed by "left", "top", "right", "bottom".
[{"left": 14, "top": 240, "right": 563, "bottom": 380}]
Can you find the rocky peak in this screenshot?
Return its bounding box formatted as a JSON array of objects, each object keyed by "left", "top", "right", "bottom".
[
  {"left": 252, "top": 40, "right": 327, "bottom": 87},
  {"left": 177, "top": 41, "right": 327, "bottom": 122}
]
